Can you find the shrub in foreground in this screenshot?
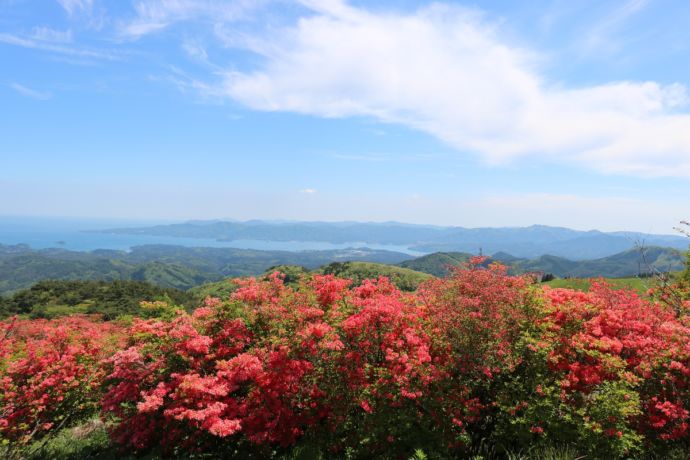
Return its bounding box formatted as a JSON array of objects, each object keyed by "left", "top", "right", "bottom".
[
  {"left": 0, "top": 315, "right": 124, "bottom": 458},
  {"left": 99, "top": 261, "right": 690, "bottom": 458},
  {"left": 2, "top": 260, "right": 690, "bottom": 458}
]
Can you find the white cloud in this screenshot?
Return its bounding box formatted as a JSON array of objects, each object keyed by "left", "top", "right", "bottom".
[
  {"left": 181, "top": 39, "right": 208, "bottom": 61},
  {"left": 9, "top": 83, "right": 52, "bottom": 100},
  {"left": 0, "top": 32, "right": 121, "bottom": 60},
  {"left": 56, "top": 0, "right": 107, "bottom": 31},
  {"left": 579, "top": 0, "right": 649, "bottom": 55},
  {"left": 300, "top": 188, "right": 317, "bottom": 194},
  {"left": 198, "top": 1, "right": 690, "bottom": 178},
  {"left": 120, "top": 0, "right": 266, "bottom": 39},
  {"left": 56, "top": 0, "right": 93, "bottom": 16},
  {"left": 31, "top": 27, "right": 73, "bottom": 43}
]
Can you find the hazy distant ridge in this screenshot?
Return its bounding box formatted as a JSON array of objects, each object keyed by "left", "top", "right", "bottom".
[{"left": 101, "top": 221, "right": 689, "bottom": 260}]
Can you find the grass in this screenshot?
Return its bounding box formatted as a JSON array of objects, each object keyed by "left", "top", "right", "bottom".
[
  {"left": 13, "top": 418, "right": 154, "bottom": 460},
  {"left": 10, "top": 422, "right": 690, "bottom": 460},
  {"left": 24, "top": 419, "right": 114, "bottom": 460},
  {"left": 545, "top": 276, "right": 652, "bottom": 294}
]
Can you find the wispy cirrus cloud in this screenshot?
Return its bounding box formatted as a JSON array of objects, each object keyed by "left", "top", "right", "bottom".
[
  {"left": 56, "top": 0, "right": 93, "bottom": 16},
  {"left": 181, "top": 39, "right": 208, "bottom": 62},
  {"left": 0, "top": 32, "right": 123, "bottom": 60},
  {"left": 9, "top": 83, "right": 52, "bottom": 100},
  {"left": 119, "top": 0, "right": 268, "bottom": 39},
  {"left": 579, "top": 0, "right": 650, "bottom": 55},
  {"left": 31, "top": 27, "right": 73, "bottom": 43}
]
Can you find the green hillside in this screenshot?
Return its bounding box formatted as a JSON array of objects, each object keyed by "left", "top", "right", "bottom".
[
  {"left": 319, "top": 261, "right": 433, "bottom": 291},
  {"left": 187, "top": 265, "right": 310, "bottom": 301},
  {"left": 187, "top": 279, "right": 239, "bottom": 301},
  {"left": 545, "top": 277, "right": 651, "bottom": 294},
  {"left": 0, "top": 254, "right": 134, "bottom": 295},
  {"left": 0, "top": 244, "right": 410, "bottom": 295},
  {"left": 130, "top": 262, "right": 219, "bottom": 291},
  {"left": 189, "top": 262, "right": 433, "bottom": 299},
  {"left": 514, "top": 246, "right": 685, "bottom": 278},
  {"left": 400, "top": 247, "right": 685, "bottom": 279},
  {"left": 398, "top": 252, "right": 473, "bottom": 276},
  {"left": 1, "top": 243, "right": 683, "bottom": 297},
  {"left": 0, "top": 279, "right": 194, "bottom": 320}
]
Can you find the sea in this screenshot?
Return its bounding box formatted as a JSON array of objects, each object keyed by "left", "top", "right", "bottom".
[{"left": 0, "top": 216, "right": 425, "bottom": 256}]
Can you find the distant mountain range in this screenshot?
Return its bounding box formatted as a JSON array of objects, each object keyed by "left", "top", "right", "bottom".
[
  {"left": 0, "top": 242, "right": 685, "bottom": 295},
  {"left": 100, "top": 221, "right": 689, "bottom": 260}
]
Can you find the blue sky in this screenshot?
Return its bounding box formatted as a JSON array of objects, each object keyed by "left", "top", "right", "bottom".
[{"left": 1, "top": 0, "right": 689, "bottom": 233}]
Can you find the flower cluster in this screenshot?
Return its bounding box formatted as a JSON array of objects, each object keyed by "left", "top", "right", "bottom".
[{"left": 0, "top": 316, "right": 123, "bottom": 449}]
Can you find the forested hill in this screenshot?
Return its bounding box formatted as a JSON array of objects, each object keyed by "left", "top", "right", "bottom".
[
  {"left": 399, "top": 252, "right": 473, "bottom": 276},
  {"left": 0, "top": 279, "right": 195, "bottom": 319},
  {"left": 0, "top": 244, "right": 410, "bottom": 295},
  {"left": 399, "top": 246, "right": 686, "bottom": 278},
  {"left": 2, "top": 249, "right": 687, "bottom": 320},
  {"left": 0, "top": 243, "right": 685, "bottom": 297},
  {"left": 0, "top": 262, "right": 434, "bottom": 320},
  {"left": 100, "top": 221, "right": 690, "bottom": 259}
]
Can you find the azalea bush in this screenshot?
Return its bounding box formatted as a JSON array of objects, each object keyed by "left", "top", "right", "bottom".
[
  {"left": 3, "top": 259, "right": 690, "bottom": 458},
  {"left": 490, "top": 284, "right": 690, "bottom": 457},
  {"left": 101, "top": 273, "right": 439, "bottom": 457},
  {"left": 98, "top": 260, "right": 690, "bottom": 458},
  {"left": 0, "top": 315, "right": 124, "bottom": 458}
]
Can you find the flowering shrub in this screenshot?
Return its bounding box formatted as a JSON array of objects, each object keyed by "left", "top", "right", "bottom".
[
  {"left": 100, "top": 275, "right": 439, "bottom": 457},
  {"left": 5, "top": 261, "right": 690, "bottom": 458},
  {"left": 0, "top": 315, "right": 123, "bottom": 456}
]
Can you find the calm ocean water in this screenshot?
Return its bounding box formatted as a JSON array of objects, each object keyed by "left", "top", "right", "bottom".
[{"left": 0, "top": 216, "right": 424, "bottom": 256}]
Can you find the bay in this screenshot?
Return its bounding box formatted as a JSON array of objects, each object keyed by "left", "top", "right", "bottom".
[{"left": 0, "top": 216, "right": 425, "bottom": 256}]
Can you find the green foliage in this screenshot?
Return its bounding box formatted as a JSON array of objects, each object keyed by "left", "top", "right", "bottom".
[
  {"left": 189, "top": 263, "right": 428, "bottom": 301},
  {"left": 130, "top": 262, "right": 214, "bottom": 291},
  {"left": 515, "top": 246, "right": 686, "bottom": 278},
  {"left": 540, "top": 273, "right": 556, "bottom": 282},
  {"left": 0, "top": 297, "right": 10, "bottom": 318},
  {"left": 263, "top": 265, "right": 311, "bottom": 285},
  {"left": 682, "top": 250, "right": 690, "bottom": 283},
  {"left": 402, "top": 247, "right": 686, "bottom": 279},
  {"left": 320, "top": 261, "right": 432, "bottom": 291},
  {"left": 187, "top": 279, "right": 239, "bottom": 301},
  {"left": 501, "top": 445, "right": 582, "bottom": 460},
  {"left": 490, "top": 328, "right": 645, "bottom": 458},
  {"left": 0, "top": 253, "right": 134, "bottom": 295},
  {"left": 0, "top": 244, "right": 409, "bottom": 295},
  {"left": 398, "top": 252, "right": 472, "bottom": 276},
  {"left": 0, "top": 279, "right": 195, "bottom": 320},
  {"left": 408, "top": 449, "right": 428, "bottom": 460},
  {"left": 20, "top": 419, "right": 171, "bottom": 460},
  {"left": 1, "top": 242, "right": 684, "bottom": 298},
  {"left": 25, "top": 419, "right": 113, "bottom": 460}
]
